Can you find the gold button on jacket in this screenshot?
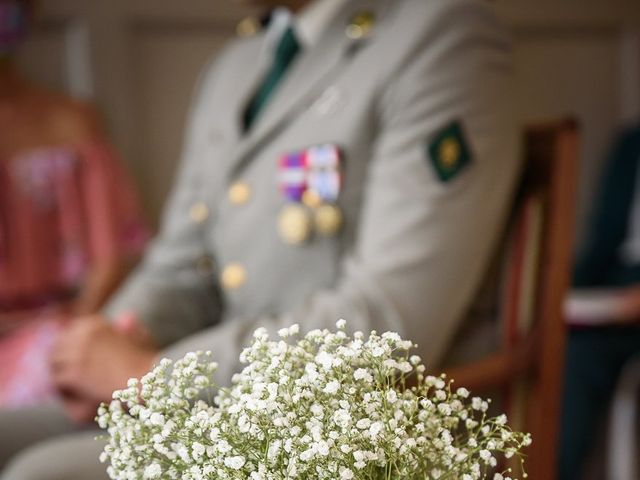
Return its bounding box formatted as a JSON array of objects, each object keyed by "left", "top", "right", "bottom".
[
  {"left": 189, "top": 202, "right": 209, "bottom": 223},
  {"left": 220, "top": 263, "right": 247, "bottom": 290},
  {"left": 228, "top": 182, "right": 252, "bottom": 205}
]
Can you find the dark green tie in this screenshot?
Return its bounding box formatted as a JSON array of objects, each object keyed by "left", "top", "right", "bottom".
[{"left": 243, "top": 26, "right": 301, "bottom": 132}]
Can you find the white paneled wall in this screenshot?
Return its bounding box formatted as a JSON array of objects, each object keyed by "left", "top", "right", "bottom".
[{"left": 16, "top": 0, "right": 640, "bottom": 238}]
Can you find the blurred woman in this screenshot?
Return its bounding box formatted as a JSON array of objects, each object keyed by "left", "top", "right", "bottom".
[{"left": 0, "top": 0, "right": 149, "bottom": 407}]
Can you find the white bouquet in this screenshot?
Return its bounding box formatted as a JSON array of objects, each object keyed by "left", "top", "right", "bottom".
[{"left": 98, "top": 320, "right": 531, "bottom": 480}]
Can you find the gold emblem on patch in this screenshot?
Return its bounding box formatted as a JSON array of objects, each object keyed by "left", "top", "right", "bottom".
[
  {"left": 439, "top": 137, "right": 461, "bottom": 169},
  {"left": 314, "top": 204, "right": 343, "bottom": 237},
  {"left": 278, "top": 204, "right": 312, "bottom": 245},
  {"left": 427, "top": 121, "right": 471, "bottom": 182},
  {"left": 346, "top": 11, "right": 376, "bottom": 40}
]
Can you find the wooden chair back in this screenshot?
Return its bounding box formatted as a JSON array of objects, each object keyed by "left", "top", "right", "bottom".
[{"left": 503, "top": 119, "right": 579, "bottom": 479}]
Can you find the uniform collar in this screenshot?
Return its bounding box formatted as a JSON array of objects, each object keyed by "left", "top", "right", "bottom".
[
  {"left": 263, "top": 0, "right": 349, "bottom": 55},
  {"left": 296, "top": 0, "right": 350, "bottom": 48},
  {"left": 262, "top": 7, "right": 293, "bottom": 57}
]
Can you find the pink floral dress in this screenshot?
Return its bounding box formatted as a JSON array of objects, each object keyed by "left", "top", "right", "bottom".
[{"left": 0, "top": 142, "right": 149, "bottom": 408}]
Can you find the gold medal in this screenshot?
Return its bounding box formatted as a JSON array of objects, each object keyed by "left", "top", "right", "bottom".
[
  {"left": 278, "top": 204, "right": 312, "bottom": 245},
  {"left": 314, "top": 204, "right": 343, "bottom": 237},
  {"left": 302, "top": 190, "right": 322, "bottom": 209}
]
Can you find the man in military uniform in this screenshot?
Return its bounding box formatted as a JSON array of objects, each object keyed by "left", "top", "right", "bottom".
[{"left": 0, "top": 0, "right": 520, "bottom": 478}]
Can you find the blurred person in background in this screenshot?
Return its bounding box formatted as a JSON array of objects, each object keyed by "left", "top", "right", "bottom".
[
  {"left": 0, "top": 0, "right": 521, "bottom": 478},
  {"left": 0, "top": 0, "right": 149, "bottom": 408},
  {"left": 560, "top": 124, "right": 640, "bottom": 480}
]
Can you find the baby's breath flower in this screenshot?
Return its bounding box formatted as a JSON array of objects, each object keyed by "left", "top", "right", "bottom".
[
  {"left": 224, "top": 456, "right": 246, "bottom": 470},
  {"left": 143, "top": 463, "right": 162, "bottom": 479},
  {"left": 340, "top": 467, "right": 354, "bottom": 479},
  {"left": 410, "top": 355, "right": 422, "bottom": 365},
  {"left": 457, "top": 387, "right": 470, "bottom": 398},
  {"left": 353, "top": 368, "right": 373, "bottom": 383},
  {"left": 98, "top": 321, "right": 530, "bottom": 480},
  {"left": 323, "top": 380, "right": 340, "bottom": 395}
]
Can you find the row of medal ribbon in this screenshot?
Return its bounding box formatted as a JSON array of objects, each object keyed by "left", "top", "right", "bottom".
[{"left": 278, "top": 144, "right": 343, "bottom": 245}]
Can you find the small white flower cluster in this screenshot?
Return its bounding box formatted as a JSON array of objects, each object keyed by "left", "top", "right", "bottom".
[{"left": 98, "top": 320, "right": 531, "bottom": 480}]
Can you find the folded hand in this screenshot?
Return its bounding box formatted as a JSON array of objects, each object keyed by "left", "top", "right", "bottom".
[{"left": 50, "top": 315, "right": 158, "bottom": 423}]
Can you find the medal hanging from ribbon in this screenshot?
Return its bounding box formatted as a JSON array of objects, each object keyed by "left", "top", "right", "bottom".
[
  {"left": 278, "top": 145, "right": 343, "bottom": 245},
  {"left": 305, "top": 145, "right": 343, "bottom": 237},
  {"left": 278, "top": 151, "right": 312, "bottom": 245}
]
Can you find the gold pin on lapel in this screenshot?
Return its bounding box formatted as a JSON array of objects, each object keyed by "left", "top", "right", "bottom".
[
  {"left": 346, "top": 11, "right": 376, "bottom": 40},
  {"left": 236, "top": 16, "right": 261, "bottom": 38}
]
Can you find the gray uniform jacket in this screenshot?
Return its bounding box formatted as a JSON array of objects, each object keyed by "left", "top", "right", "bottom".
[{"left": 106, "top": 0, "right": 521, "bottom": 386}]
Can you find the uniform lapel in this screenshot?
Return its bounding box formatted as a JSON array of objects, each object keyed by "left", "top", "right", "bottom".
[
  {"left": 223, "top": 36, "right": 271, "bottom": 143},
  {"left": 227, "top": 0, "right": 390, "bottom": 180}
]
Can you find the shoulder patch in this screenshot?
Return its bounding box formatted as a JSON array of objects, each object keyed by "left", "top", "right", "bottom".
[{"left": 426, "top": 121, "right": 472, "bottom": 182}]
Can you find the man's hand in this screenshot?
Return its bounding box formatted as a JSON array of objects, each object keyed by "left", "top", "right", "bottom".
[
  {"left": 620, "top": 285, "right": 640, "bottom": 321},
  {"left": 50, "top": 315, "right": 158, "bottom": 423}
]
